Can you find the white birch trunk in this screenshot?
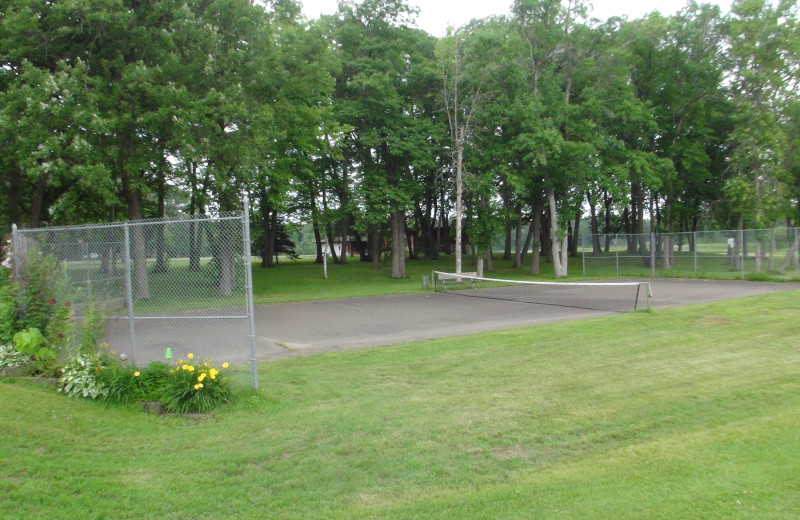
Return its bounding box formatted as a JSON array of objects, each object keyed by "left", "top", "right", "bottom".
[{"left": 547, "top": 188, "right": 568, "bottom": 278}]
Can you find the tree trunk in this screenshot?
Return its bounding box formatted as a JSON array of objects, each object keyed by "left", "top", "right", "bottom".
[
  {"left": 369, "top": 223, "right": 381, "bottom": 269},
  {"left": 513, "top": 213, "right": 523, "bottom": 268},
  {"left": 391, "top": 209, "right": 406, "bottom": 278},
  {"left": 531, "top": 197, "right": 542, "bottom": 275},
  {"left": 326, "top": 223, "right": 341, "bottom": 264},
  {"left": 632, "top": 181, "right": 648, "bottom": 255},
  {"left": 261, "top": 207, "right": 277, "bottom": 269},
  {"left": 216, "top": 191, "right": 238, "bottom": 297},
  {"left": 520, "top": 220, "right": 534, "bottom": 265},
  {"left": 780, "top": 232, "right": 799, "bottom": 271},
  {"left": 188, "top": 162, "right": 204, "bottom": 272},
  {"left": 126, "top": 193, "right": 150, "bottom": 300},
  {"left": 338, "top": 217, "right": 348, "bottom": 264},
  {"left": 455, "top": 144, "right": 464, "bottom": 274},
  {"left": 588, "top": 192, "right": 601, "bottom": 255},
  {"left": 7, "top": 168, "right": 23, "bottom": 231},
  {"left": 29, "top": 173, "right": 50, "bottom": 228},
  {"left": 569, "top": 211, "right": 580, "bottom": 257},
  {"left": 313, "top": 218, "right": 323, "bottom": 264},
  {"left": 547, "top": 188, "right": 568, "bottom": 278},
  {"left": 154, "top": 170, "right": 168, "bottom": 273},
  {"left": 503, "top": 222, "right": 513, "bottom": 261},
  {"left": 120, "top": 158, "right": 150, "bottom": 300}
]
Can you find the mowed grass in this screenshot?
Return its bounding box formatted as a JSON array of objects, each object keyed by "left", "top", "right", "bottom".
[
  {"left": 250, "top": 255, "right": 561, "bottom": 304},
  {"left": 2, "top": 290, "right": 799, "bottom": 519},
  {"left": 252, "top": 252, "right": 800, "bottom": 304}
]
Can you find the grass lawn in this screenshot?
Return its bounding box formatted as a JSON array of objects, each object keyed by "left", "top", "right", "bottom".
[
  {"left": 252, "top": 252, "right": 799, "bottom": 304},
  {"left": 2, "top": 290, "right": 799, "bottom": 519}
]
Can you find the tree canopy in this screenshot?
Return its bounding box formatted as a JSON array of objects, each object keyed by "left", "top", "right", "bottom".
[{"left": 2, "top": 0, "right": 799, "bottom": 277}]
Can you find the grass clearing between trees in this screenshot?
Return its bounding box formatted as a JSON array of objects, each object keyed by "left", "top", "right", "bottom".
[
  {"left": 251, "top": 253, "right": 799, "bottom": 305},
  {"left": 2, "top": 290, "right": 799, "bottom": 519}
]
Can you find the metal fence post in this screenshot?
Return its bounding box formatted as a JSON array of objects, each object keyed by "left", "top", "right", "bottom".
[
  {"left": 693, "top": 231, "right": 698, "bottom": 272},
  {"left": 122, "top": 223, "right": 136, "bottom": 365},
  {"left": 796, "top": 227, "right": 799, "bottom": 273},
  {"left": 581, "top": 232, "right": 586, "bottom": 277},
  {"left": 739, "top": 229, "right": 745, "bottom": 279},
  {"left": 11, "top": 223, "right": 18, "bottom": 269},
  {"left": 242, "top": 196, "right": 258, "bottom": 390},
  {"left": 615, "top": 234, "right": 619, "bottom": 277},
  {"left": 650, "top": 233, "right": 656, "bottom": 278}
]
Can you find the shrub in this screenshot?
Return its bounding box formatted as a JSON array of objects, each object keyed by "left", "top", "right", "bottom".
[
  {"left": 137, "top": 362, "right": 171, "bottom": 402},
  {"left": 0, "top": 344, "right": 29, "bottom": 369},
  {"left": 98, "top": 360, "right": 171, "bottom": 405},
  {"left": 162, "top": 355, "right": 231, "bottom": 413},
  {"left": 97, "top": 361, "right": 144, "bottom": 404},
  {"left": 13, "top": 327, "right": 60, "bottom": 377},
  {"left": 59, "top": 353, "right": 107, "bottom": 398}
]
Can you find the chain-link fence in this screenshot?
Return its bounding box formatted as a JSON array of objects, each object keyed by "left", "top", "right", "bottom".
[
  {"left": 11, "top": 199, "right": 258, "bottom": 388},
  {"left": 582, "top": 228, "right": 800, "bottom": 279}
]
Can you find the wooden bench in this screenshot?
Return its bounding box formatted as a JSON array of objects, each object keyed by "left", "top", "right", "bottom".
[{"left": 437, "top": 271, "right": 478, "bottom": 292}]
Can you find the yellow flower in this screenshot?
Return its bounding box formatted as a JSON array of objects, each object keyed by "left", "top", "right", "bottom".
[
  {"left": 133, "top": 371, "right": 140, "bottom": 377},
  {"left": 109, "top": 350, "right": 116, "bottom": 355},
  {"left": 193, "top": 383, "right": 203, "bottom": 390},
  {"left": 209, "top": 369, "right": 219, "bottom": 379},
  {"left": 222, "top": 363, "right": 229, "bottom": 368},
  {"left": 198, "top": 373, "right": 206, "bottom": 382},
  {"left": 188, "top": 365, "right": 194, "bottom": 372},
  {"left": 187, "top": 353, "right": 194, "bottom": 359}
]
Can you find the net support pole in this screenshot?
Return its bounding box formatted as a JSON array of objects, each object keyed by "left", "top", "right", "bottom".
[
  {"left": 242, "top": 195, "right": 258, "bottom": 390},
  {"left": 122, "top": 223, "right": 136, "bottom": 366},
  {"left": 634, "top": 282, "right": 652, "bottom": 311}
]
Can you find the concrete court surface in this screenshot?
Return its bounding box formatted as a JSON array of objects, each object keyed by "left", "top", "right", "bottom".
[
  {"left": 104, "top": 278, "right": 799, "bottom": 364},
  {"left": 252, "top": 278, "right": 800, "bottom": 360}
]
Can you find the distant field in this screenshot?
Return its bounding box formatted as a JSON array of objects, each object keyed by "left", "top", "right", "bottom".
[
  {"left": 2, "top": 290, "right": 799, "bottom": 519},
  {"left": 56, "top": 251, "right": 799, "bottom": 316}
]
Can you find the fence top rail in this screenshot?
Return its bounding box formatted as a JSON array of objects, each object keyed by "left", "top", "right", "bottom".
[
  {"left": 589, "top": 227, "right": 798, "bottom": 238},
  {"left": 13, "top": 213, "right": 244, "bottom": 234}
]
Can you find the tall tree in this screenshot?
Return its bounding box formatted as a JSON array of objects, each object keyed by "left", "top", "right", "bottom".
[{"left": 725, "top": 0, "right": 799, "bottom": 272}]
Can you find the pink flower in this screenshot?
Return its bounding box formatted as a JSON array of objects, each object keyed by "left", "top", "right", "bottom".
[
  {"left": 48, "top": 299, "right": 56, "bottom": 304},
  {"left": 58, "top": 334, "right": 64, "bottom": 339},
  {"left": 64, "top": 302, "right": 71, "bottom": 307}
]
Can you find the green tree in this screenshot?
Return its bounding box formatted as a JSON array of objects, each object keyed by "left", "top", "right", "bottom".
[{"left": 725, "top": 0, "right": 799, "bottom": 272}]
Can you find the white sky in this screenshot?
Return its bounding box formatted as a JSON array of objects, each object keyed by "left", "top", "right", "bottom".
[{"left": 299, "top": 0, "right": 733, "bottom": 36}]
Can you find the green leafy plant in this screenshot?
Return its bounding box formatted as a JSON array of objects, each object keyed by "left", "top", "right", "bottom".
[
  {"left": 0, "top": 344, "right": 29, "bottom": 369},
  {"left": 136, "top": 362, "right": 170, "bottom": 402},
  {"left": 13, "top": 327, "right": 59, "bottom": 376},
  {"left": 77, "top": 304, "right": 106, "bottom": 355},
  {"left": 13, "top": 254, "right": 63, "bottom": 334},
  {"left": 162, "top": 354, "right": 231, "bottom": 413},
  {"left": 96, "top": 361, "right": 142, "bottom": 404},
  {"left": 59, "top": 353, "right": 107, "bottom": 398},
  {"left": 0, "top": 282, "right": 15, "bottom": 345}
]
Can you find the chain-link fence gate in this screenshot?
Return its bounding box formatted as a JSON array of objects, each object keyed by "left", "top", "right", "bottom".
[
  {"left": 582, "top": 228, "right": 800, "bottom": 279},
  {"left": 11, "top": 197, "right": 258, "bottom": 388}
]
